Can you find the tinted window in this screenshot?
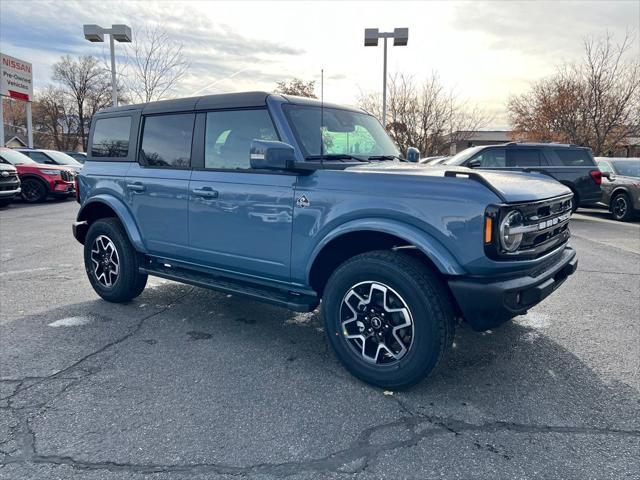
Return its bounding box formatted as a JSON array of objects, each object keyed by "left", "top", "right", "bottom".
[
  {"left": 468, "top": 148, "right": 506, "bottom": 168},
  {"left": 611, "top": 160, "right": 640, "bottom": 178},
  {"left": 597, "top": 161, "right": 613, "bottom": 173},
  {"left": 205, "top": 110, "right": 277, "bottom": 169},
  {"left": 507, "top": 149, "right": 542, "bottom": 167},
  {"left": 24, "top": 151, "right": 52, "bottom": 164},
  {"left": 91, "top": 117, "right": 131, "bottom": 158},
  {"left": 140, "top": 114, "right": 195, "bottom": 168},
  {"left": 554, "top": 149, "right": 595, "bottom": 166}
]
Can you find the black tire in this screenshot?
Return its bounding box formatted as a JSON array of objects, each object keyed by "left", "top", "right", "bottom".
[
  {"left": 322, "top": 250, "right": 455, "bottom": 389},
  {"left": 570, "top": 191, "right": 579, "bottom": 213},
  {"left": 84, "top": 218, "right": 147, "bottom": 303},
  {"left": 21, "top": 178, "right": 48, "bottom": 203},
  {"left": 610, "top": 192, "right": 634, "bottom": 221}
]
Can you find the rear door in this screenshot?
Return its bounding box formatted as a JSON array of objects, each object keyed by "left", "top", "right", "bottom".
[
  {"left": 547, "top": 148, "right": 602, "bottom": 205},
  {"left": 188, "top": 108, "right": 295, "bottom": 283},
  {"left": 125, "top": 112, "right": 195, "bottom": 260}
]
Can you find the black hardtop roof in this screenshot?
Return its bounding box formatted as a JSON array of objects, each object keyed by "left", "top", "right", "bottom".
[{"left": 95, "top": 91, "right": 366, "bottom": 116}]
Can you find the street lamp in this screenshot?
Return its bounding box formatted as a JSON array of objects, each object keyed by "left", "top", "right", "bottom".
[
  {"left": 364, "top": 27, "right": 408, "bottom": 127},
  {"left": 83, "top": 24, "right": 132, "bottom": 107}
]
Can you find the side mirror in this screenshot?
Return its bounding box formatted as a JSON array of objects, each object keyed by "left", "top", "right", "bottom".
[
  {"left": 601, "top": 171, "right": 613, "bottom": 180},
  {"left": 250, "top": 140, "right": 296, "bottom": 170},
  {"left": 467, "top": 158, "right": 481, "bottom": 168},
  {"left": 406, "top": 147, "right": 420, "bottom": 163}
]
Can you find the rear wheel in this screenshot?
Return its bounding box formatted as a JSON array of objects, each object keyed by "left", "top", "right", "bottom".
[
  {"left": 21, "top": 178, "right": 47, "bottom": 203},
  {"left": 84, "top": 218, "right": 147, "bottom": 303},
  {"left": 323, "top": 250, "right": 455, "bottom": 389},
  {"left": 611, "top": 192, "right": 633, "bottom": 221}
]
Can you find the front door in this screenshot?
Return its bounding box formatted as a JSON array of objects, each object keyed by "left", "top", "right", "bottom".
[
  {"left": 188, "top": 109, "right": 294, "bottom": 283},
  {"left": 126, "top": 112, "right": 195, "bottom": 260}
]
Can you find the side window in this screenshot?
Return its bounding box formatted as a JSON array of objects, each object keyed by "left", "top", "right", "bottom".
[
  {"left": 204, "top": 109, "right": 278, "bottom": 170},
  {"left": 507, "top": 149, "right": 542, "bottom": 167},
  {"left": 91, "top": 117, "right": 132, "bottom": 158},
  {"left": 597, "top": 161, "right": 613, "bottom": 173},
  {"left": 26, "top": 151, "right": 52, "bottom": 164},
  {"left": 554, "top": 149, "right": 595, "bottom": 166},
  {"left": 140, "top": 113, "right": 195, "bottom": 168},
  {"left": 469, "top": 148, "right": 506, "bottom": 168}
]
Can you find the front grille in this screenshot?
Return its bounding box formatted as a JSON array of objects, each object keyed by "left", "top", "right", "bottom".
[
  {"left": 60, "top": 170, "right": 74, "bottom": 182},
  {"left": 513, "top": 194, "right": 573, "bottom": 258}
]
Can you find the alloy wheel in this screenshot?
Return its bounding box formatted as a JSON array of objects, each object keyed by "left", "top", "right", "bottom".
[
  {"left": 339, "top": 281, "right": 414, "bottom": 365},
  {"left": 613, "top": 196, "right": 628, "bottom": 219},
  {"left": 90, "top": 235, "right": 120, "bottom": 287},
  {"left": 22, "top": 181, "right": 40, "bottom": 202}
]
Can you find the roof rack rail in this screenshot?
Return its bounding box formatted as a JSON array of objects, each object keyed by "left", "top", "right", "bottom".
[{"left": 444, "top": 169, "right": 506, "bottom": 202}]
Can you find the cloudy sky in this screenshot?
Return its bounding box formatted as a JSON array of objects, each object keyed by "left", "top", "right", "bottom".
[{"left": 1, "top": 0, "right": 638, "bottom": 128}]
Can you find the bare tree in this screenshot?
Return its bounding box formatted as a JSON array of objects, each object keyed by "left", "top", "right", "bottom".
[
  {"left": 508, "top": 32, "right": 640, "bottom": 155},
  {"left": 359, "top": 73, "right": 490, "bottom": 156},
  {"left": 274, "top": 78, "right": 317, "bottom": 98},
  {"left": 32, "top": 85, "right": 79, "bottom": 151},
  {"left": 53, "top": 55, "right": 113, "bottom": 149},
  {"left": 124, "top": 26, "right": 189, "bottom": 103}
]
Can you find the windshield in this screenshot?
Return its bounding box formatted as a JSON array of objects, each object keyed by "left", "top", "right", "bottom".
[
  {"left": 611, "top": 159, "right": 640, "bottom": 178},
  {"left": 442, "top": 146, "right": 484, "bottom": 165},
  {"left": 283, "top": 105, "right": 400, "bottom": 159},
  {"left": 0, "top": 149, "right": 37, "bottom": 165},
  {"left": 44, "top": 150, "right": 82, "bottom": 166}
]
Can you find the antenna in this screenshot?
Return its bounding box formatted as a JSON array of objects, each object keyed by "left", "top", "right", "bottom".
[{"left": 320, "top": 68, "right": 324, "bottom": 164}]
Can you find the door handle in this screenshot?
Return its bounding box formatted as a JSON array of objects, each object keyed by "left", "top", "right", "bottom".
[
  {"left": 126, "top": 182, "right": 145, "bottom": 193},
  {"left": 193, "top": 187, "right": 219, "bottom": 199}
]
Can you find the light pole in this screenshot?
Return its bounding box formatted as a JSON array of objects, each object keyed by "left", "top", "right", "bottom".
[
  {"left": 364, "top": 28, "right": 408, "bottom": 128},
  {"left": 83, "top": 24, "right": 132, "bottom": 107}
]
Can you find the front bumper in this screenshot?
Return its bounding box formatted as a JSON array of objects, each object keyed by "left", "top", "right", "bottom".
[
  {"left": 448, "top": 246, "right": 578, "bottom": 331},
  {"left": 0, "top": 186, "right": 21, "bottom": 199},
  {"left": 52, "top": 181, "right": 76, "bottom": 197},
  {"left": 72, "top": 220, "right": 88, "bottom": 244}
]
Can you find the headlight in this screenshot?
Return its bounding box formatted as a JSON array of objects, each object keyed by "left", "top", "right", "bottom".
[
  {"left": 500, "top": 210, "right": 524, "bottom": 252},
  {"left": 41, "top": 169, "right": 61, "bottom": 175}
]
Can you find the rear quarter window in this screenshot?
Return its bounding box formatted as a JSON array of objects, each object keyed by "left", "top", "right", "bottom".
[
  {"left": 91, "top": 117, "right": 132, "bottom": 158},
  {"left": 554, "top": 149, "right": 595, "bottom": 166}
]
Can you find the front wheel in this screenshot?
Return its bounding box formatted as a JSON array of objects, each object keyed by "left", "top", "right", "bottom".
[
  {"left": 611, "top": 192, "right": 634, "bottom": 221},
  {"left": 21, "top": 178, "right": 47, "bottom": 203},
  {"left": 84, "top": 218, "right": 147, "bottom": 303},
  {"left": 323, "top": 251, "right": 455, "bottom": 389}
]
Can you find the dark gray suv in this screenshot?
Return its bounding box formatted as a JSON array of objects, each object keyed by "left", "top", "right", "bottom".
[{"left": 442, "top": 143, "right": 602, "bottom": 210}]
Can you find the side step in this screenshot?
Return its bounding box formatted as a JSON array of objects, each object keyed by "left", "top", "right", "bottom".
[{"left": 139, "top": 263, "right": 319, "bottom": 312}]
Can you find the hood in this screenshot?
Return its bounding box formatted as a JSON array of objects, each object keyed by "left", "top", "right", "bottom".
[
  {"left": 345, "top": 162, "right": 572, "bottom": 203},
  {"left": 0, "top": 163, "right": 17, "bottom": 172},
  {"left": 32, "top": 163, "right": 74, "bottom": 172}
]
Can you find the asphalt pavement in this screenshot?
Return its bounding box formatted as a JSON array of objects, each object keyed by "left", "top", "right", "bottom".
[{"left": 1, "top": 200, "right": 638, "bottom": 480}]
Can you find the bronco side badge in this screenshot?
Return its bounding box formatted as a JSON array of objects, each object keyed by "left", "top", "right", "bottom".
[{"left": 296, "top": 195, "right": 310, "bottom": 208}]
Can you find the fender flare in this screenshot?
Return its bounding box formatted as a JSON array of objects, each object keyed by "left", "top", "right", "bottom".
[
  {"left": 305, "top": 218, "right": 466, "bottom": 282},
  {"left": 77, "top": 194, "right": 146, "bottom": 252}
]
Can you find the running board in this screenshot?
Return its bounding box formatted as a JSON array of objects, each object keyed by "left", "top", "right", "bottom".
[{"left": 139, "top": 263, "right": 318, "bottom": 312}]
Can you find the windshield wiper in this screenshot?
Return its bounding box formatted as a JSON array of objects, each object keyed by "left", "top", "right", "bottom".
[
  {"left": 368, "top": 155, "right": 406, "bottom": 162},
  {"left": 306, "top": 154, "right": 368, "bottom": 162}
]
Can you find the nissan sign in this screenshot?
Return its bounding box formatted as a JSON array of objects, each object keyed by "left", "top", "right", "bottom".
[{"left": 1, "top": 53, "right": 33, "bottom": 102}]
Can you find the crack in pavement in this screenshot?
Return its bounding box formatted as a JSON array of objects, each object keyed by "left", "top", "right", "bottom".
[
  {"left": 2, "top": 285, "right": 639, "bottom": 477},
  {"left": 1, "top": 288, "right": 196, "bottom": 468},
  {"left": 2, "top": 413, "right": 639, "bottom": 477}
]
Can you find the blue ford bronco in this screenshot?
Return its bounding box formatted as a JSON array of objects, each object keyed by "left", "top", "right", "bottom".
[{"left": 73, "top": 92, "right": 577, "bottom": 388}]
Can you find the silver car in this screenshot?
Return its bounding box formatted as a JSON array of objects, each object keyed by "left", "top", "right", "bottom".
[{"left": 596, "top": 157, "right": 640, "bottom": 221}]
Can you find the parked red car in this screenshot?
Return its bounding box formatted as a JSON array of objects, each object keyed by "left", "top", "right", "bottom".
[{"left": 0, "top": 147, "right": 76, "bottom": 203}]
